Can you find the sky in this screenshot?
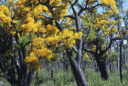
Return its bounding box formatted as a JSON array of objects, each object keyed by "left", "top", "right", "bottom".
[
  {"left": 123, "top": 0, "right": 128, "bottom": 10},
  {"left": 120, "top": 0, "right": 128, "bottom": 27}
]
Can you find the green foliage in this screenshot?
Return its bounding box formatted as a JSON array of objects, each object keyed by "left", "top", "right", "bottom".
[
  {"left": 34, "top": 70, "right": 50, "bottom": 86},
  {"left": 98, "top": 36, "right": 106, "bottom": 46},
  {"left": 103, "top": 52, "right": 110, "bottom": 59},
  {"left": 123, "top": 64, "right": 128, "bottom": 81},
  {"left": 18, "top": 35, "right": 30, "bottom": 46},
  {"left": 85, "top": 69, "right": 128, "bottom": 86},
  {"left": 111, "top": 52, "right": 119, "bottom": 60},
  {"left": 14, "top": 34, "right": 36, "bottom": 49},
  {"left": 14, "top": 35, "right": 30, "bottom": 49},
  {"left": 82, "top": 14, "right": 97, "bottom": 41},
  {"left": 33, "top": 69, "right": 76, "bottom": 86}
]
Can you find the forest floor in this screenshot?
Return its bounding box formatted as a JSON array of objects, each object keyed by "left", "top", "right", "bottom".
[
  {"left": 31, "top": 68, "right": 128, "bottom": 86},
  {"left": 0, "top": 68, "right": 128, "bottom": 86}
]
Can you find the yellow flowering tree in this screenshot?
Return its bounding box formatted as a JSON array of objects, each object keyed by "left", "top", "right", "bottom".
[
  {"left": 0, "top": 0, "right": 83, "bottom": 86},
  {"left": 81, "top": 0, "right": 122, "bottom": 80}
]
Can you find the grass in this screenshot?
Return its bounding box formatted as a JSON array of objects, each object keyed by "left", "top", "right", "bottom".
[
  {"left": 0, "top": 68, "right": 128, "bottom": 86},
  {"left": 85, "top": 69, "right": 128, "bottom": 86},
  {"left": 32, "top": 69, "right": 76, "bottom": 86},
  {"left": 32, "top": 68, "right": 128, "bottom": 86}
]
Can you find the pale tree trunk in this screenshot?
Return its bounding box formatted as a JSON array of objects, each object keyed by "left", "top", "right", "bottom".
[
  {"left": 66, "top": 2, "right": 88, "bottom": 85},
  {"left": 117, "top": 58, "right": 120, "bottom": 70},
  {"left": 66, "top": 50, "right": 88, "bottom": 86},
  {"left": 109, "top": 62, "right": 112, "bottom": 73}
]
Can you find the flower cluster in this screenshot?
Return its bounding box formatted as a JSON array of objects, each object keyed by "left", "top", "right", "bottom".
[
  {"left": 24, "top": 52, "right": 41, "bottom": 71},
  {"left": 84, "top": 52, "right": 89, "bottom": 59},
  {"left": 100, "top": 0, "right": 119, "bottom": 14},
  {"left": 59, "top": 29, "right": 83, "bottom": 49},
  {"left": 0, "top": 5, "right": 12, "bottom": 25}
]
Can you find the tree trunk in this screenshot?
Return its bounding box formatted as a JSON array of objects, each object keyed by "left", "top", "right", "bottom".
[
  {"left": 95, "top": 54, "right": 108, "bottom": 80},
  {"left": 109, "top": 63, "right": 112, "bottom": 73},
  {"left": 16, "top": 48, "right": 33, "bottom": 86},
  {"left": 117, "top": 58, "right": 120, "bottom": 70},
  {"left": 63, "top": 53, "right": 68, "bottom": 71},
  {"left": 123, "top": 45, "right": 127, "bottom": 69},
  {"left": 17, "top": 71, "right": 33, "bottom": 86},
  {"left": 66, "top": 50, "right": 88, "bottom": 86},
  {"left": 51, "top": 63, "right": 54, "bottom": 78},
  {"left": 120, "top": 40, "right": 123, "bottom": 83},
  {"left": 27, "top": 72, "right": 34, "bottom": 86},
  {"left": 94, "top": 62, "right": 99, "bottom": 72}
]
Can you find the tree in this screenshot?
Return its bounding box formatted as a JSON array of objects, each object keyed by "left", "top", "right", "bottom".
[
  {"left": 0, "top": 0, "right": 82, "bottom": 86},
  {"left": 81, "top": 0, "right": 120, "bottom": 80}
]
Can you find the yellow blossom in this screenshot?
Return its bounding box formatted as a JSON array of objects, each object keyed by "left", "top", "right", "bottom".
[
  {"left": 46, "top": 24, "right": 59, "bottom": 35},
  {"left": 92, "top": 45, "right": 96, "bottom": 51},
  {"left": 100, "top": 0, "right": 119, "bottom": 14},
  {"left": 84, "top": 52, "right": 89, "bottom": 59},
  {"left": 24, "top": 52, "right": 38, "bottom": 64}
]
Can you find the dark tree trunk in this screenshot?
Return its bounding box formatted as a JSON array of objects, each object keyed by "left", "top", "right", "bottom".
[
  {"left": 50, "top": 63, "right": 54, "bottom": 78},
  {"left": 27, "top": 72, "right": 34, "bottom": 86},
  {"left": 120, "top": 39, "right": 123, "bottom": 83},
  {"left": 109, "top": 63, "right": 112, "bottom": 73},
  {"left": 123, "top": 45, "right": 127, "bottom": 69},
  {"left": 109, "top": 56, "right": 112, "bottom": 73},
  {"left": 16, "top": 47, "right": 34, "bottom": 86},
  {"left": 17, "top": 47, "right": 28, "bottom": 86},
  {"left": 66, "top": 50, "right": 88, "bottom": 86},
  {"left": 95, "top": 54, "right": 108, "bottom": 80},
  {"left": 109, "top": 48, "right": 112, "bottom": 73},
  {"left": 117, "top": 58, "right": 120, "bottom": 70},
  {"left": 16, "top": 70, "right": 33, "bottom": 86}
]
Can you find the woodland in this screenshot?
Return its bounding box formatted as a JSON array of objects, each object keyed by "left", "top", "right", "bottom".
[{"left": 0, "top": 0, "right": 128, "bottom": 86}]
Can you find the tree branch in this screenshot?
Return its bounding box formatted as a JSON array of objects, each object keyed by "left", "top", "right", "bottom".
[
  {"left": 73, "top": 46, "right": 78, "bottom": 53},
  {"left": 83, "top": 48, "right": 95, "bottom": 54},
  {"left": 64, "top": 15, "right": 75, "bottom": 19}
]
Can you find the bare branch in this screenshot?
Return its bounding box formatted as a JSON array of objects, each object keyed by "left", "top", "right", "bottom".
[{"left": 72, "top": 0, "right": 78, "bottom": 6}]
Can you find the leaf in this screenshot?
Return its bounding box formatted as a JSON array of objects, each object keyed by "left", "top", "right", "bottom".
[{"left": 18, "top": 35, "right": 30, "bottom": 46}]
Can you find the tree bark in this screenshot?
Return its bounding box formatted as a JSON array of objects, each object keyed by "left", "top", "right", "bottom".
[
  {"left": 66, "top": 50, "right": 88, "bottom": 86},
  {"left": 16, "top": 47, "right": 34, "bottom": 86},
  {"left": 63, "top": 53, "right": 68, "bottom": 71},
  {"left": 95, "top": 54, "right": 108, "bottom": 80},
  {"left": 27, "top": 72, "right": 34, "bottom": 86},
  {"left": 109, "top": 62, "right": 112, "bottom": 73},
  {"left": 120, "top": 39, "right": 123, "bottom": 83}
]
